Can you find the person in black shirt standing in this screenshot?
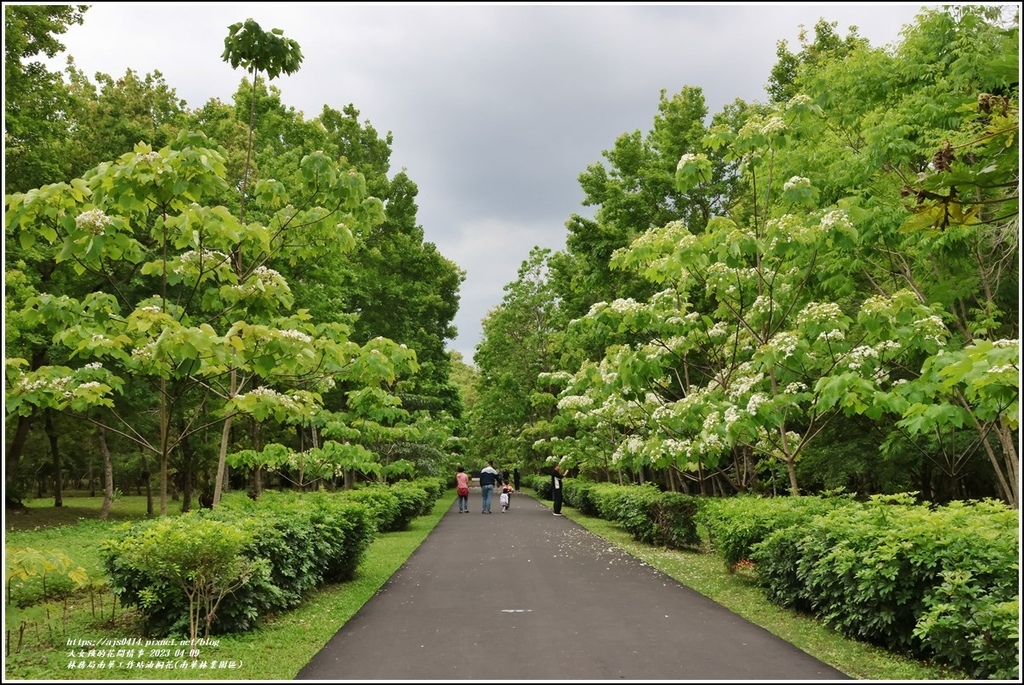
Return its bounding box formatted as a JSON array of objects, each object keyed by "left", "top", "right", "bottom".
[{"left": 551, "top": 464, "right": 569, "bottom": 516}]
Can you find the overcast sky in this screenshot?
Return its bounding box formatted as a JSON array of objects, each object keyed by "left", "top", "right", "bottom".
[{"left": 39, "top": 2, "right": 931, "bottom": 364}]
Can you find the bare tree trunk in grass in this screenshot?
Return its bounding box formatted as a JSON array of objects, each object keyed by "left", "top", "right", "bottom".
[
  {"left": 97, "top": 425, "right": 114, "bottom": 520},
  {"left": 44, "top": 411, "right": 63, "bottom": 507}
]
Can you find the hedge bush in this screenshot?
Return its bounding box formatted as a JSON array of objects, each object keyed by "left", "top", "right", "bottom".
[
  {"left": 750, "top": 494, "right": 1018, "bottom": 679},
  {"left": 102, "top": 489, "right": 375, "bottom": 637},
  {"left": 697, "top": 493, "right": 854, "bottom": 570}
]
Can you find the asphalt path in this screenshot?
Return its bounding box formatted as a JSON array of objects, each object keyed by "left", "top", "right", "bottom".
[{"left": 296, "top": 488, "right": 850, "bottom": 682}]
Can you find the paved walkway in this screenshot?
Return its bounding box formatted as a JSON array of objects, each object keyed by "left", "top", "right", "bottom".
[{"left": 296, "top": 488, "right": 850, "bottom": 681}]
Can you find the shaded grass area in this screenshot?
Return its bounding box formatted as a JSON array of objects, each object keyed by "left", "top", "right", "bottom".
[{"left": 10, "top": 494, "right": 156, "bottom": 532}]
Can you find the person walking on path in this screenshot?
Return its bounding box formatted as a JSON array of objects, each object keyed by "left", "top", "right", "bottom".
[
  {"left": 551, "top": 464, "right": 569, "bottom": 516},
  {"left": 512, "top": 467, "right": 521, "bottom": 491},
  {"left": 455, "top": 466, "right": 470, "bottom": 513},
  {"left": 479, "top": 460, "right": 500, "bottom": 513}
]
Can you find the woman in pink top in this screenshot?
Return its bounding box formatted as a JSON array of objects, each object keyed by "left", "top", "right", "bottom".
[{"left": 455, "top": 466, "right": 471, "bottom": 513}]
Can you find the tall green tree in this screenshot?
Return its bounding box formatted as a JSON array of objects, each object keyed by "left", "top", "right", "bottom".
[
  {"left": 470, "top": 247, "right": 564, "bottom": 471},
  {"left": 4, "top": 4, "right": 88, "bottom": 193},
  {"left": 5, "top": 21, "right": 418, "bottom": 516},
  {"left": 543, "top": 6, "right": 1018, "bottom": 506}
]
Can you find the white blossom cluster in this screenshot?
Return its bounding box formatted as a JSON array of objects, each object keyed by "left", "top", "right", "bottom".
[
  {"left": 606, "top": 298, "right": 644, "bottom": 315},
  {"left": 817, "top": 329, "right": 846, "bottom": 343},
  {"left": 75, "top": 209, "right": 112, "bottom": 236},
  {"left": 783, "top": 176, "right": 811, "bottom": 191},
  {"left": 593, "top": 394, "right": 634, "bottom": 423},
  {"left": 819, "top": 209, "right": 853, "bottom": 233},
  {"left": 785, "top": 381, "right": 807, "bottom": 394},
  {"left": 706, "top": 262, "right": 756, "bottom": 298},
  {"left": 278, "top": 329, "right": 312, "bottom": 344},
  {"left": 706, "top": 321, "right": 728, "bottom": 339},
  {"left": 557, "top": 394, "right": 594, "bottom": 410},
  {"left": 236, "top": 387, "right": 311, "bottom": 413},
  {"left": 747, "top": 393, "right": 769, "bottom": 414},
  {"left": 18, "top": 375, "right": 73, "bottom": 397},
  {"left": 769, "top": 215, "right": 820, "bottom": 247},
  {"left": 702, "top": 410, "right": 721, "bottom": 434},
  {"left": 175, "top": 249, "right": 229, "bottom": 275},
  {"left": 760, "top": 116, "right": 786, "bottom": 135},
  {"left": 137, "top": 151, "right": 161, "bottom": 163},
  {"left": 234, "top": 266, "right": 284, "bottom": 296},
  {"left": 661, "top": 438, "right": 691, "bottom": 459},
  {"left": 539, "top": 371, "right": 573, "bottom": 383},
  {"left": 913, "top": 315, "right": 948, "bottom": 345},
  {"left": 638, "top": 342, "right": 665, "bottom": 362},
  {"left": 131, "top": 341, "right": 158, "bottom": 361},
  {"left": 846, "top": 345, "right": 879, "bottom": 370},
  {"left": 18, "top": 376, "right": 58, "bottom": 394},
  {"left": 797, "top": 301, "right": 844, "bottom": 327},
  {"left": 768, "top": 332, "right": 800, "bottom": 359},
  {"left": 651, "top": 402, "right": 678, "bottom": 423},
  {"left": 768, "top": 214, "right": 804, "bottom": 235},
  {"left": 724, "top": 366, "right": 764, "bottom": 400},
  {"left": 316, "top": 377, "right": 336, "bottom": 392},
  {"left": 723, "top": 406, "right": 743, "bottom": 430},
  {"left": 84, "top": 362, "right": 103, "bottom": 370},
  {"left": 695, "top": 431, "right": 726, "bottom": 456},
  {"left": 860, "top": 294, "right": 894, "bottom": 317},
  {"left": 611, "top": 435, "right": 645, "bottom": 464},
  {"left": 677, "top": 153, "right": 700, "bottom": 169},
  {"left": 786, "top": 94, "right": 813, "bottom": 109}
]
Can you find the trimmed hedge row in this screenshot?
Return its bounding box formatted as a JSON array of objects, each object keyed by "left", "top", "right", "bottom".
[
  {"left": 749, "top": 494, "right": 1019, "bottom": 680},
  {"left": 545, "top": 482, "right": 1017, "bottom": 680},
  {"left": 102, "top": 478, "right": 444, "bottom": 638},
  {"left": 561, "top": 480, "right": 702, "bottom": 549}
]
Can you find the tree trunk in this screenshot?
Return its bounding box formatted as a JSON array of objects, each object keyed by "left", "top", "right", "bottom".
[
  {"left": 5, "top": 414, "right": 34, "bottom": 504},
  {"left": 213, "top": 371, "right": 237, "bottom": 508},
  {"left": 88, "top": 451, "right": 96, "bottom": 497},
  {"left": 179, "top": 418, "right": 194, "bottom": 513},
  {"left": 97, "top": 425, "right": 114, "bottom": 520},
  {"left": 44, "top": 411, "right": 63, "bottom": 507},
  {"left": 142, "top": 454, "right": 153, "bottom": 517},
  {"left": 158, "top": 378, "right": 170, "bottom": 516},
  {"left": 250, "top": 420, "right": 263, "bottom": 499}
]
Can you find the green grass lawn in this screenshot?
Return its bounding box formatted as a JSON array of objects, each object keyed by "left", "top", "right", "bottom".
[{"left": 4, "top": 492, "right": 970, "bottom": 680}]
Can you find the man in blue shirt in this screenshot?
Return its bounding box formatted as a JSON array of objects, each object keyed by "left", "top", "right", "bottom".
[{"left": 478, "top": 460, "right": 500, "bottom": 513}]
